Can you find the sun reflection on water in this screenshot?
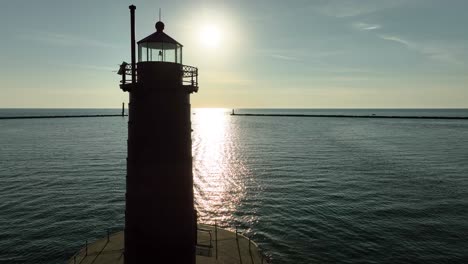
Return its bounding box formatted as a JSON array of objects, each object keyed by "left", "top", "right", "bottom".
[{"left": 192, "top": 108, "right": 248, "bottom": 226}]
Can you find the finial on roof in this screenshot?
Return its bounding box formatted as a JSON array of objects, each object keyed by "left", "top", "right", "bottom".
[
  {"left": 155, "top": 8, "right": 164, "bottom": 32},
  {"left": 155, "top": 21, "right": 165, "bottom": 32}
]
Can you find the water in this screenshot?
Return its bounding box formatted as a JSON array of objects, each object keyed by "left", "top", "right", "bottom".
[{"left": 1, "top": 108, "right": 468, "bottom": 263}]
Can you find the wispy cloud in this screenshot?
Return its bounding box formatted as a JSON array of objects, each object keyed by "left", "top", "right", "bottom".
[
  {"left": 204, "top": 71, "right": 254, "bottom": 85},
  {"left": 353, "top": 22, "right": 381, "bottom": 31},
  {"left": 256, "top": 49, "right": 302, "bottom": 61},
  {"left": 18, "top": 31, "right": 116, "bottom": 48},
  {"left": 312, "top": 67, "right": 376, "bottom": 74},
  {"left": 258, "top": 49, "right": 343, "bottom": 61},
  {"left": 308, "top": 50, "right": 345, "bottom": 59},
  {"left": 269, "top": 54, "right": 301, "bottom": 61},
  {"left": 379, "top": 34, "right": 462, "bottom": 64},
  {"left": 59, "top": 63, "right": 117, "bottom": 72},
  {"left": 379, "top": 35, "right": 411, "bottom": 46},
  {"left": 314, "top": 0, "right": 407, "bottom": 18}
]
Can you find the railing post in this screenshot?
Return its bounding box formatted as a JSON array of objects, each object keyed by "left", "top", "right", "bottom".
[
  {"left": 74, "top": 255, "right": 76, "bottom": 264},
  {"left": 209, "top": 231, "right": 212, "bottom": 248},
  {"left": 85, "top": 240, "right": 88, "bottom": 256},
  {"left": 235, "top": 226, "right": 243, "bottom": 264},
  {"left": 215, "top": 221, "right": 218, "bottom": 260},
  {"left": 235, "top": 226, "right": 238, "bottom": 241},
  {"left": 107, "top": 229, "right": 110, "bottom": 242}
]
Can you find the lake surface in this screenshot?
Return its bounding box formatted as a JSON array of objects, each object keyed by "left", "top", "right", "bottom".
[{"left": 1, "top": 108, "right": 468, "bottom": 263}]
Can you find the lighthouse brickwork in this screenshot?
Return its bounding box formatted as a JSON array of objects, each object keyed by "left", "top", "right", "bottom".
[{"left": 119, "top": 5, "right": 199, "bottom": 264}]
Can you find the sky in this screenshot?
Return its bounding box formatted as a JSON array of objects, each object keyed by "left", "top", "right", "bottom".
[{"left": 0, "top": 0, "right": 467, "bottom": 108}]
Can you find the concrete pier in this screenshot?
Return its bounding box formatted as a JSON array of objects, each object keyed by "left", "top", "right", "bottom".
[
  {"left": 231, "top": 113, "right": 468, "bottom": 120},
  {"left": 68, "top": 224, "right": 268, "bottom": 264},
  {"left": 0, "top": 114, "right": 127, "bottom": 120}
]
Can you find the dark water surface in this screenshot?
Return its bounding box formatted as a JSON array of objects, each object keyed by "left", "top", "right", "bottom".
[{"left": 1, "top": 109, "right": 468, "bottom": 263}]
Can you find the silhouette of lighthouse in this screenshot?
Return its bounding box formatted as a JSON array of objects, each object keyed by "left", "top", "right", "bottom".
[{"left": 118, "top": 5, "right": 199, "bottom": 264}]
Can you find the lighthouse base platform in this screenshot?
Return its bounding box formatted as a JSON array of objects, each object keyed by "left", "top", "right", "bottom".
[{"left": 68, "top": 224, "right": 267, "bottom": 264}]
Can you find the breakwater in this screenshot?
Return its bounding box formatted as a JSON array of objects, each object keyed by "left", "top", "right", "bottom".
[
  {"left": 0, "top": 114, "right": 127, "bottom": 120},
  {"left": 231, "top": 113, "right": 468, "bottom": 120}
]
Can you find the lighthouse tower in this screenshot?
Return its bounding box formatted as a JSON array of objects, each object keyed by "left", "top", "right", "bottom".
[
  {"left": 118, "top": 5, "right": 198, "bottom": 264},
  {"left": 68, "top": 5, "right": 266, "bottom": 264}
]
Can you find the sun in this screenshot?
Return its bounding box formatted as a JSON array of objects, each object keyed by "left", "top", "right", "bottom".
[{"left": 199, "top": 24, "right": 222, "bottom": 49}]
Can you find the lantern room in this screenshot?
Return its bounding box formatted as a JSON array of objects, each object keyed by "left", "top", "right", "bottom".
[{"left": 137, "top": 21, "right": 182, "bottom": 64}]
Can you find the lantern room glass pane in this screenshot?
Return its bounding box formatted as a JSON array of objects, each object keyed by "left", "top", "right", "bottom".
[{"left": 138, "top": 42, "right": 182, "bottom": 63}]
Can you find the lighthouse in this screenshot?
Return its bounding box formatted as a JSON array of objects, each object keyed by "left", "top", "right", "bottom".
[
  {"left": 118, "top": 5, "right": 198, "bottom": 264},
  {"left": 67, "top": 5, "right": 267, "bottom": 264}
]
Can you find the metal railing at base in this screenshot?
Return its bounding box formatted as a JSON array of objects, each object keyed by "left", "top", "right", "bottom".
[
  {"left": 197, "top": 221, "right": 272, "bottom": 264},
  {"left": 71, "top": 224, "right": 272, "bottom": 264}
]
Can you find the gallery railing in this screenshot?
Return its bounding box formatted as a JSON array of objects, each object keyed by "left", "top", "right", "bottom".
[{"left": 117, "top": 62, "right": 198, "bottom": 93}]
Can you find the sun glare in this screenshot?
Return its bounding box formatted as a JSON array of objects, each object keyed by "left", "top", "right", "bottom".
[{"left": 199, "top": 24, "right": 222, "bottom": 49}]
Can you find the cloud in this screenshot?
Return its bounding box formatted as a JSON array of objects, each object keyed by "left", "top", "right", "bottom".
[
  {"left": 379, "top": 35, "right": 411, "bottom": 46},
  {"left": 314, "top": 0, "right": 407, "bottom": 18},
  {"left": 19, "top": 31, "right": 116, "bottom": 48},
  {"left": 312, "top": 67, "right": 376, "bottom": 74},
  {"left": 256, "top": 49, "right": 302, "bottom": 61},
  {"left": 258, "top": 49, "right": 343, "bottom": 62},
  {"left": 379, "top": 34, "right": 462, "bottom": 64},
  {"left": 204, "top": 71, "right": 254, "bottom": 85},
  {"left": 308, "top": 50, "right": 345, "bottom": 58},
  {"left": 59, "top": 63, "right": 117, "bottom": 72},
  {"left": 353, "top": 22, "right": 381, "bottom": 31},
  {"left": 269, "top": 54, "right": 301, "bottom": 61}
]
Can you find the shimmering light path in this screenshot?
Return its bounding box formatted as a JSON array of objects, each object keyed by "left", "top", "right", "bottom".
[{"left": 192, "top": 109, "right": 251, "bottom": 226}]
